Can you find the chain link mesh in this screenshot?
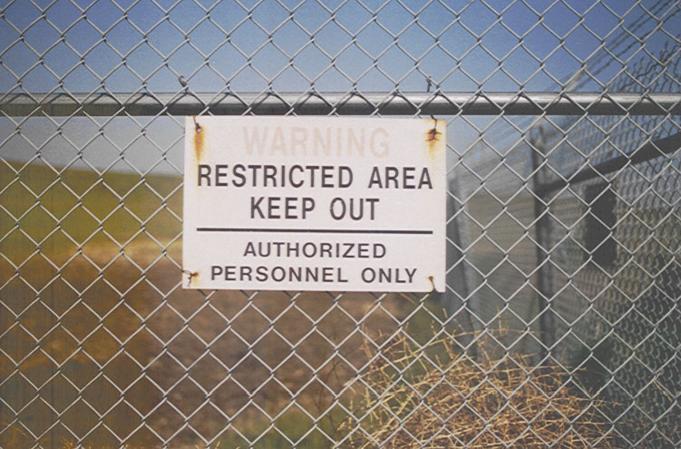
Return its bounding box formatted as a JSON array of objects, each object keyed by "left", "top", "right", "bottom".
[{"left": 1, "top": 0, "right": 680, "bottom": 448}]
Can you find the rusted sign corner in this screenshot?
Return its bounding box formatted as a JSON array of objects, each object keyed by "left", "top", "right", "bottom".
[
  {"left": 185, "top": 270, "right": 199, "bottom": 288},
  {"left": 424, "top": 118, "right": 445, "bottom": 155},
  {"left": 192, "top": 116, "right": 205, "bottom": 161},
  {"left": 428, "top": 275, "right": 436, "bottom": 292}
]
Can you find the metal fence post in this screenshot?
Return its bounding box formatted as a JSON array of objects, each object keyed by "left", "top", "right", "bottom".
[{"left": 530, "top": 129, "right": 555, "bottom": 356}]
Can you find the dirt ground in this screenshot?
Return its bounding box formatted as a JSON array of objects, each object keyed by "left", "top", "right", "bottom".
[{"left": 1, "top": 240, "right": 439, "bottom": 448}]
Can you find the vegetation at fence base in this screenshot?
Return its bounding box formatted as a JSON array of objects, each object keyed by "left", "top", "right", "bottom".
[{"left": 340, "top": 332, "right": 613, "bottom": 449}]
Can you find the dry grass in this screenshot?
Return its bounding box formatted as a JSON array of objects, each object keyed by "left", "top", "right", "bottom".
[{"left": 341, "top": 331, "right": 613, "bottom": 449}]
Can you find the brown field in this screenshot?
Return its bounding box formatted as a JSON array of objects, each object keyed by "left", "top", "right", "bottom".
[{"left": 1, "top": 162, "right": 441, "bottom": 448}]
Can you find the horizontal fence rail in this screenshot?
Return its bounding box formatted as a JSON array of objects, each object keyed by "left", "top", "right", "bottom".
[{"left": 2, "top": 92, "right": 681, "bottom": 116}]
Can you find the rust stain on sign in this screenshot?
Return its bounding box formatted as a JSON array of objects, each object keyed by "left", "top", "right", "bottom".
[
  {"left": 428, "top": 275, "right": 436, "bottom": 292},
  {"left": 424, "top": 118, "right": 445, "bottom": 156},
  {"left": 186, "top": 271, "right": 199, "bottom": 287},
  {"left": 193, "top": 117, "right": 204, "bottom": 161}
]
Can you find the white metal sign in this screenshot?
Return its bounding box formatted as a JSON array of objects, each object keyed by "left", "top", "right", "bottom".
[{"left": 183, "top": 116, "right": 446, "bottom": 292}]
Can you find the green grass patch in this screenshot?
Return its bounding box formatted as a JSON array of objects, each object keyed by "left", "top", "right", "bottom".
[{"left": 1, "top": 162, "right": 182, "bottom": 257}]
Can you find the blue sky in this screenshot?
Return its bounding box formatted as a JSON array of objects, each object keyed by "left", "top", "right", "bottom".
[{"left": 2, "top": 0, "right": 679, "bottom": 93}]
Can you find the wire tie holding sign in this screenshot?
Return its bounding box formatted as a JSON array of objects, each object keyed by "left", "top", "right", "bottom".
[
  {"left": 192, "top": 116, "right": 205, "bottom": 161},
  {"left": 427, "top": 114, "right": 442, "bottom": 144},
  {"left": 428, "top": 275, "right": 436, "bottom": 293},
  {"left": 181, "top": 268, "right": 209, "bottom": 296},
  {"left": 181, "top": 269, "right": 199, "bottom": 287},
  {"left": 183, "top": 269, "right": 206, "bottom": 296},
  {"left": 425, "top": 76, "right": 443, "bottom": 145}
]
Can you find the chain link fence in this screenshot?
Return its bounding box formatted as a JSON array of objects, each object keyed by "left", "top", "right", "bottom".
[{"left": 1, "top": 0, "right": 680, "bottom": 448}]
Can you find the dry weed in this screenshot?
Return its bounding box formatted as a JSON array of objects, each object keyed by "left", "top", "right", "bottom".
[{"left": 341, "top": 332, "right": 612, "bottom": 449}]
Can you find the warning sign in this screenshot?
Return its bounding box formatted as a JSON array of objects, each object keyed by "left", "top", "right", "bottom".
[{"left": 183, "top": 117, "right": 446, "bottom": 292}]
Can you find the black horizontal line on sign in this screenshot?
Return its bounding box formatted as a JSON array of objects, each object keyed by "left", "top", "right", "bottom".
[{"left": 196, "top": 227, "right": 433, "bottom": 235}]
